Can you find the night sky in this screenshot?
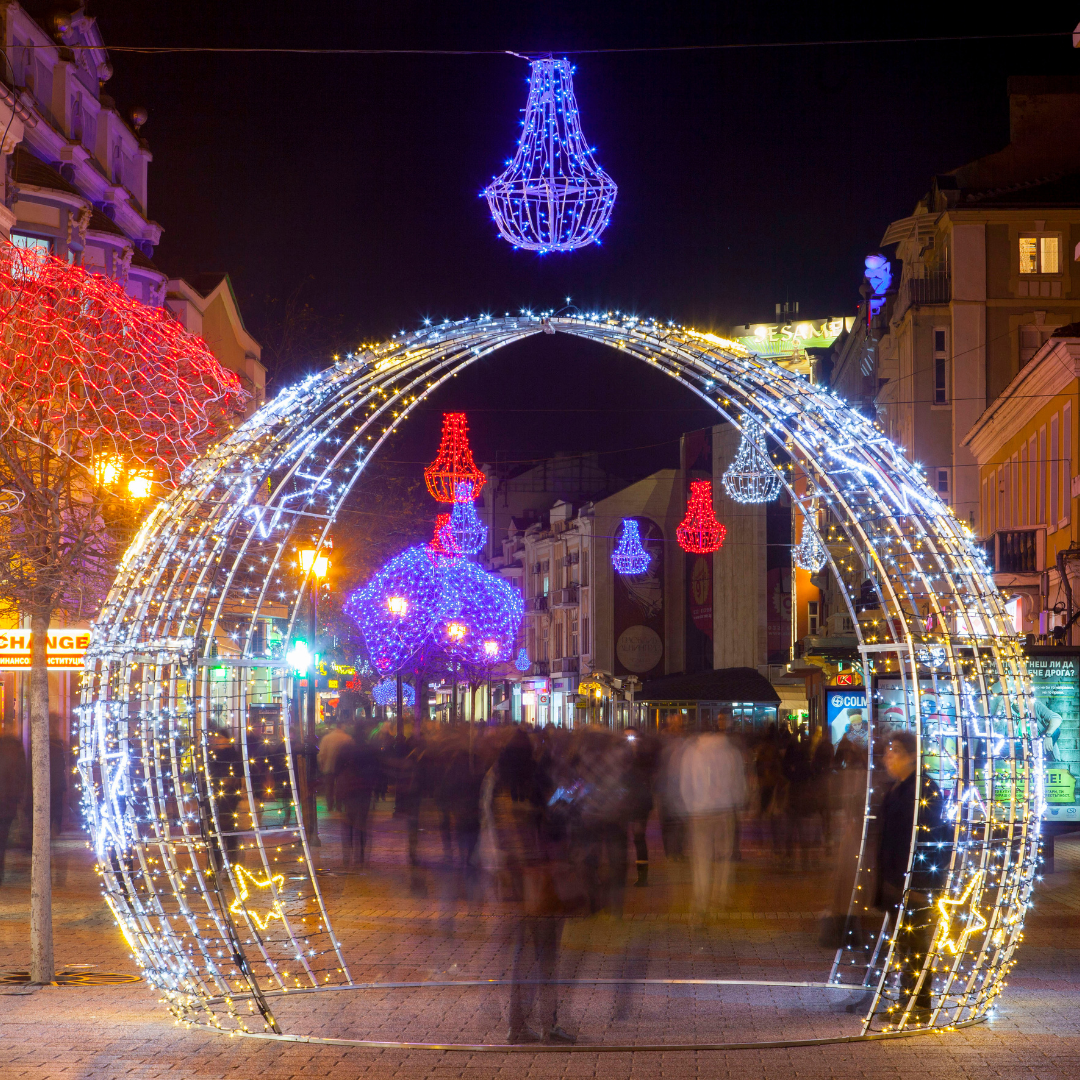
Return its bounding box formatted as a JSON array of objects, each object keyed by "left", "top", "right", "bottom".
[{"left": 95, "top": 2, "right": 1080, "bottom": 476}]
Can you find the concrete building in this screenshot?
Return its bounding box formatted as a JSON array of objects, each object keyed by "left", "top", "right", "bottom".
[
  {"left": 871, "top": 76, "right": 1080, "bottom": 533},
  {"left": 964, "top": 323, "right": 1080, "bottom": 639},
  {"left": 0, "top": 3, "right": 266, "bottom": 411}
]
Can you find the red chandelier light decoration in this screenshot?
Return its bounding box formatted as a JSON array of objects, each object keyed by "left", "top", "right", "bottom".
[
  {"left": 423, "top": 412, "right": 485, "bottom": 503},
  {"left": 676, "top": 479, "right": 726, "bottom": 554}
]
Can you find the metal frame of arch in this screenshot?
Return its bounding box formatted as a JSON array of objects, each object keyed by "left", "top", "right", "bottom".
[{"left": 78, "top": 313, "right": 1040, "bottom": 1047}]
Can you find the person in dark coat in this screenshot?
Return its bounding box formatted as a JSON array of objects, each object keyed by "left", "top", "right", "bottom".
[
  {"left": 0, "top": 735, "right": 27, "bottom": 884},
  {"left": 335, "top": 726, "right": 381, "bottom": 865},
  {"left": 49, "top": 738, "right": 68, "bottom": 836},
  {"left": 875, "top": 730, "right": 949, "bottom": 1023},
  {"left": 625, "top": 728, "right": 660, "bottom": 886}
]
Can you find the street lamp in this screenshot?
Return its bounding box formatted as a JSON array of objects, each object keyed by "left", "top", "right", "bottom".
[{"left": 386, "top": 595, "right": 408, "bottom": 736}]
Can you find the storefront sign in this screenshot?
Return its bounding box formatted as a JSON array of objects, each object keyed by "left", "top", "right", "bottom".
[
  {"left": 0, "top": 628, "right": 90, "bottom": 670},
  {"left": 831, "top": 670, "right": 863, "bottom": 687}
]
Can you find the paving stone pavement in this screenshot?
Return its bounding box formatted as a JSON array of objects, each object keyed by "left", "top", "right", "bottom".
[{"left": 1, "top": 804, "right": 1078, "bottom": 1079}]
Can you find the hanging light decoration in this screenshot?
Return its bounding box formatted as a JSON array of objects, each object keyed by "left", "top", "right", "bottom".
[
  {"left": 483, "top": 57, "right": 617, "bottom": 254},
  {"left": 721, "top": 418, "right": 782, "bottom": 504},
  {"left": 429, "top": 512, "right": 454, "bottom": 554},
  {"left": 447, "top": 480, "right": 487, "bottom": 555},
  {"left": 792, "top": 511, "right": 828, "bottom": 573},
  {"left": 611, "top": 518, "right": 652, "bottom": 576},
  {"left": 515, "top": 647, "right": 531, "bottom": 672},
  {"left": 424, "top": 412, "right": 486, "bottom": 502},
  {"left": 372, "top": 678, "right": 416, "bottom": 708},
  {"left": 676, "top": 479, "right": 726, "bottom": 554}
]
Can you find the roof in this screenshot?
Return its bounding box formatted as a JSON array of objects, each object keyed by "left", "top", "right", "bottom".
[
  {"left": 87, "top": 208, "right": 126, "bottom": 237},
  {"left": 10, "top": 147, "right": 81, "bottom": 196},
  {"left": 186, "top": 273, "right": 229, "bottom": 297},
  {"left": 959, "top": 170, "right": 1080, "bottom": 207},
  {"left": 639, "top": 667, "right": 781, "bottom": 704}
]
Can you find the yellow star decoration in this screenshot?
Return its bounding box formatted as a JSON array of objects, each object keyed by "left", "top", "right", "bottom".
[
  {"left": 229, "top": 866, "right": 285, "bottom": 931},
  {"left": 933, "top": 869, "right": 987, "bottom": 955}
]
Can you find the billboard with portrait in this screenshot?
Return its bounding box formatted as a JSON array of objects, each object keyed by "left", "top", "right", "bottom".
[{"left": 827, "top": 688, "right": 867, "bottom": 746}]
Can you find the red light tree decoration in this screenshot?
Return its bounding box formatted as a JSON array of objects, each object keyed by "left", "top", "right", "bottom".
[
  {"left": 423, "top": 412, "right": 485, "bottom": 502},
  {"left": 676, "top": 479, "right": 726, "bottom": 554},
  {"left": 0, "top": 243, "right": 245, "bottom": 984}
]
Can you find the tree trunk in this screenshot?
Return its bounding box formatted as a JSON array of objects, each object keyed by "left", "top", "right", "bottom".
[{"left": 29, "top": 611, "right": 53, "bottom": 984}]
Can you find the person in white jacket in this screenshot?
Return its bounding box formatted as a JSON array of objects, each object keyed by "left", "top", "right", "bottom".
[{"left": 679, "top": 731, "right": 747, "bottom": 918}]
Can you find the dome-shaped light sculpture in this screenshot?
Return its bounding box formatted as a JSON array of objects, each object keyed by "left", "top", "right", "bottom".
[
  {"left": 484, "top": 57, "right": 617, "bottom": 254},
  {"left": 721, "top": 418, "right": 783, "bottom": 504},
  {"left": 676, "top": 479, "right": 726, "bottom": 554},
  {"left": 372, "top": 678, "right": 416, "bottom": 707},
  {"left": 424, "top": 412, "right": 486, "bottom": 502},
  {"left": 343, "top": 546, "right": 441, "bottom": 674},
  {"left": 435, "top": 557, "right": 523, "bottom": 666},
  {"left": 611, "top": 518, "right": 651, "bottom": 575},
  {"left": 792, "top": 512, "right": 828, "bottom": 573}
]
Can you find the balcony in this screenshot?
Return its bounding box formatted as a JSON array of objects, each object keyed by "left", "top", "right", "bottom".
[
  {"left": 551, "top": 656, "right": 579, "bottom": 674},
  {"left": 905, "top": 271, "right": 951, "bottom": 307},
  {"left": 526, "top": 595, "right": 549, "bottom": 613},
  {"left": 530, "top": 660, "right": 550, "bottom": 676},
  {"left": 979, "top": 528, "right": 1045, "bottom": 576},
  {"left": 552, "top": 586, "right": 579, "bottom": 607}
]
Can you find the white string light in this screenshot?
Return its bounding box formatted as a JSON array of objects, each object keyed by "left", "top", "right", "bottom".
[{"left": 77, "top": 311, "right": 1037, "bottom": 1042}]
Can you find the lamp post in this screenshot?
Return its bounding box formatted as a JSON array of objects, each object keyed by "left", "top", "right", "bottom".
[{"left": 297, "top": 545, "right": 330, "bottom": 845}]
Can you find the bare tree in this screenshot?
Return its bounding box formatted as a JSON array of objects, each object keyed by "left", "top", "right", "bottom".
[{"left": 0, "top": 245, "right": 245, "bottom": 982}]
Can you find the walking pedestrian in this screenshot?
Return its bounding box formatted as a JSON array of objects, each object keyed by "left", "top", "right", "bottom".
[
  {"left": 0, "top": 735, "right": 26, "bottom": 884},
  {"left": 679, "top": 728, "right": 747, "bottom": 920}
]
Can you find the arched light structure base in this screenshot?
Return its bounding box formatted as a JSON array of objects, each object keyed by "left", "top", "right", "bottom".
[{"left": 79, "top": 313, "right": 1040, "bottom": 1046}]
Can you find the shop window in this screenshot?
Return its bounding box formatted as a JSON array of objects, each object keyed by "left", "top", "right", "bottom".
[
  {"left": 1019, "top": 234, "right": 1061, "bottom": 274},
  {"left": 933, "top": 327, "right": 948, "bottom": 405}
]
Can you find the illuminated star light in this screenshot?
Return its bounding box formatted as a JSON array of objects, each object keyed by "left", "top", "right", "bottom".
[
  {"left": 229, "top": 866, "right": 286, "bottom": 931},
  {"left": 933, "top": 869, "right": 988, "bottom": 955}
]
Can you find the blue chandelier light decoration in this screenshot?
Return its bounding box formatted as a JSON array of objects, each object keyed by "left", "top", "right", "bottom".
[
  {"left": 722, "top": 418, "right": 783, "bottom": 504},
  {"left": 372, "top": 678, "right": 416, "bottom": 708},
  {"left": 611, "top": 518, "right": 652, "bottom": 576},
  {"left": 483, "top": 57, "right": 617, "bottom": 253},
  {"left": 515, "top": 647, "right": 531, "bottom": 672},
  {"left": 447, "top": 480, "right": 487, "bottom": 556}
]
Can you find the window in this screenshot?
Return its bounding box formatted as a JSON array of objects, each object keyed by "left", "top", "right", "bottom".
[
  {"left": 1052, "top": 413, "right": 1060, "bottom": 527},
  {"left": 554, "top": 622, "right": 564, "bottom": 659},
  {"left": 582, "top": 616, "right": 590, "bottom": 655},
  {"left": 936, "top": 469, "right": 950, "bottom": 497},
  {"left": 11, "top": 233, "right": 52, "bottom": 256},
  {"left": 580, "top": 549, "right": 589, "bottom": 586},
  {"left": 570, "top": 611, "right": 579, "bottom": 655},
  {"left": 933, "top": 327, "right": 948, "bottom": 405},
  {"left": 540, "top": 625, "right": 549, "bottom": 661},
  {"left": 1019, "top": 234, "right": 1061, "bottom": 274},
  {"left": 807, "top": 601, "right": 819, "bottom": 636},
  {"left": 1066, "top": 401, "right": 1073, "bottom": 527}
]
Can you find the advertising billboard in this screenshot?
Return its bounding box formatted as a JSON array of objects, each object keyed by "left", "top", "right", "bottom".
[
  {"left": 875, "top": 654, "right": 1079, "bottom": 820},
  {"left": 827, "top": 688, "right": 867, "bottom": 746}
]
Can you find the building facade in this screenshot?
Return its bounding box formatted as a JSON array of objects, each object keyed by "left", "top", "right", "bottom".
[
  {"left": 872, "top": 77, "right": 1080, "bottom": 533},
  {"left": 964, "top": 325, "right": 1080, "bottom": 640}
]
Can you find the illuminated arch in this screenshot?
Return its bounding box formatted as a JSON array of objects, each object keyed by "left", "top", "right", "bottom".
[{"left": 79, "top": 313, "right": 1039, "bottom": 1049}]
